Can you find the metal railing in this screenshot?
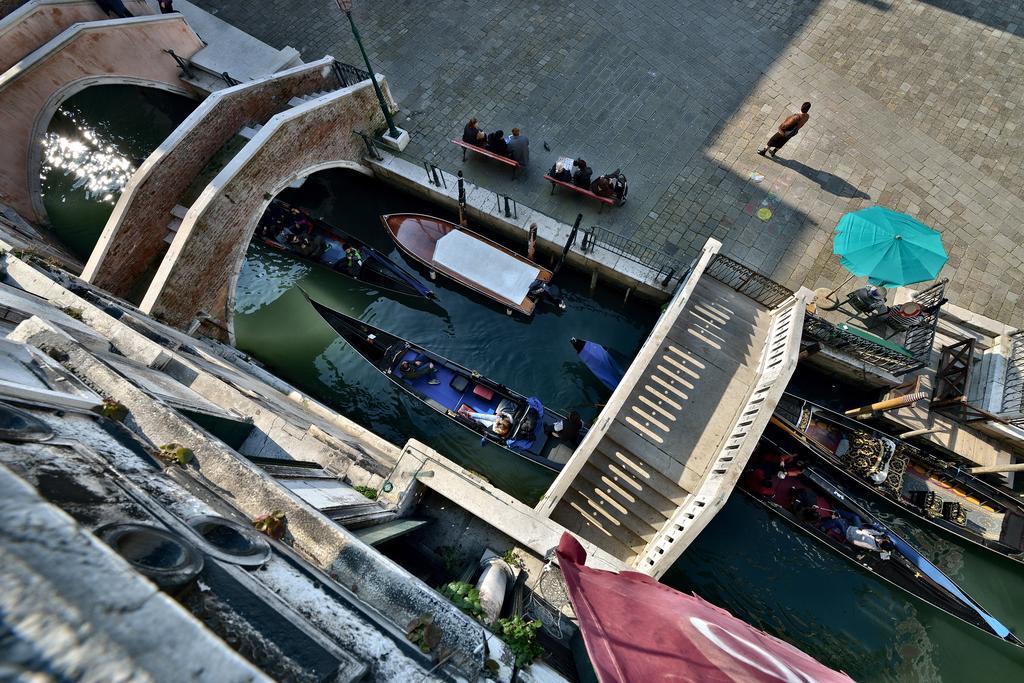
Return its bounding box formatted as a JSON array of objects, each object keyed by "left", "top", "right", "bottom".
[
  {"left": 164, "top": 49, "right": 195, "bottom": 79},
  {"left": 354, "top": 130, "right": 383, "bottom": 161},
  {"left": 495, "top": 193, "right": 518, "bottom": 219},
  {"left": 901, "top": 278, "right": 947, "bottom": 364},
  {"left": 803, "top": 311, "right": 925, "bottom": 376},
  {"left": 332, "top": 60, "right": 372, "bottom": 88},
  {"left": 704, "top": 254, "right": 794, "bottom": 308},
  {"left": 1002, "top": 331, "right": 1024, "bottom": 424},
  {"left": 220, "top": 72, "right": 242, "bottom": 86},
  {"left": 579, "top": 225, "right": 683, "bottom": 287}
]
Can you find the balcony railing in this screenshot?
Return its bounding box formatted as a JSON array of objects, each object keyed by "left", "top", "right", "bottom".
[
  {"left": 705, "top": 254, "right": 794, "bottom": 308},
  {"left": 803, "top": 311, "right": 925, "bottom": 376}
]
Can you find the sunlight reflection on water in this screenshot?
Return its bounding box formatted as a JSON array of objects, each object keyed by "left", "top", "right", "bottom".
[{"left": 41, "top": 118, "right": 134, "bottom": 203}]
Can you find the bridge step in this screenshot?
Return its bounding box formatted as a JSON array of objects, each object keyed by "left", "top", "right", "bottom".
[
  {"left": 550, "top": 487, "right": 643, "bottom": 563},
  {"left": 239, "top": 124, "right": 263, "bottom": 140}
]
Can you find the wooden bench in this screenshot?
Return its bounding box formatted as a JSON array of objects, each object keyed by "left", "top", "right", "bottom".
[
  {"left": 452, "top": 139, "right": 521, "bottom": 178},
  {"left": 544, "top": 175, "right": 616, "bottom": 213}
]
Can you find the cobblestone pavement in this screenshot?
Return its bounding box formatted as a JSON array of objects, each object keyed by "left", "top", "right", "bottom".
[{"left": 194, "top": 0, "right": 1024, "bottom": 324}]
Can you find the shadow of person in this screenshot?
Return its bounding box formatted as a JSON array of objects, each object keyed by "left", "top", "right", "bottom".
[{"left": 773, "top": 158, "right": 871, "bottom": 199}]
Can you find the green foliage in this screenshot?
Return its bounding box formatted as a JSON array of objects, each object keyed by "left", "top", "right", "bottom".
[
  {"left": 252, "top": 510, "right": 286, "bottom": 540},
  {"left": 495, "top": 615, "right": 544, "bottom": 669},
  {"left": 500, "top": 548, "right": 525, "bottom": 570},
  {"left": 439, "top": 581, "right": 486, "bottom": 621},
  {"left": 157, "top": 443, "right": 194, "bottom": 466},
  {"left": 60, "top": 306, "right": 84, "bottom": 321},
  {"left": 406, "top": 613, "right": 442, "bottom": 654},
  {"left": 354, "top": 485, "right": 378, "bottom": 500},
  {"left": 436, "top": 544, "right": 460, "bottom": 575},
  {"left": 97, "top": 398, "right": 128, "bottom": 422}
]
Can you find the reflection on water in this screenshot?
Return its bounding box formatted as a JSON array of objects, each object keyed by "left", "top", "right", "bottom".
[
  {"left": 235, "top": 247, "right": 311, "bottom": 314},
  {"left": 41, "top": 122, "right": 134, "bottom": 204},
  {"left": 40, "top": 84, "right": 196, "bottom": 260}
]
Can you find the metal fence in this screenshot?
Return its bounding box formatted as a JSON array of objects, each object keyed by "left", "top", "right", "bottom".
[
  {"left": 579, "top": 226, "right": 684, "bottom": 287},
  {"left": 803, "top": 311, "right": 926, "bottom": 376},
  {"left": 1002, "top": 331, "right": 1024, "bottom": 424},
  {"left": 332, "top": 60, "right": 372, "bottom": 88},
  {"left": 901, "top": 278, "right": 947, "bottom": 364},
  {"left": 704, "top": 254, "right": 795, "bottom": 308}
]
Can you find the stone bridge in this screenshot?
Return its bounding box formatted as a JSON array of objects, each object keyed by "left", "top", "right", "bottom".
[
  {"left": 138, "top": 77, "right": 394, "bottom": 342},
  {"left": 0, "top": 13, "right": 202, "bottom": 223}
]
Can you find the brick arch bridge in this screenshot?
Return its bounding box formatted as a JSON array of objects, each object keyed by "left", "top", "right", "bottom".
[
  {"left": 139, "top": 78, "right": 395, "bottom": 343},
  {"left": 0, "top": 15, "right": 202, "bottom": 223}
]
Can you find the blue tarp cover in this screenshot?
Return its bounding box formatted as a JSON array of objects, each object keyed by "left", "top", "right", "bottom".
[{"left": 578, "top": 340, "right": 625, "bottom": 391}]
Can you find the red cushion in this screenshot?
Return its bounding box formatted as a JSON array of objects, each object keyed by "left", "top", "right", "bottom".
[{"left": 472, "top": 384, "right": 494, "bottom": 401}]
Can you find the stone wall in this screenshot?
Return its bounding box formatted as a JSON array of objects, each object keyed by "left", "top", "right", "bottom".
[
  {"left": 83, "top": 58, "right": 340, "bottom": 298},
  {"left": 0, "top": 15, "right": 202, "bottom": 223},
  {"left": 140, "top": 78, "right": 393, "bottom": 340},
  {"left": 0, "top": 0, "right": 153, "bottom": 72}
]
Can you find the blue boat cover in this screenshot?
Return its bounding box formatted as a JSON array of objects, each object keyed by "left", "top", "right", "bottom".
[
  {"left": 890, "top": 535, "right": 1011, "bottom": 638},
  {"left": 578, "top": 340, "right": 625, "bottom": 391},
  {"left": 506, "top": 397, "right": 544, "bottom": 451}
]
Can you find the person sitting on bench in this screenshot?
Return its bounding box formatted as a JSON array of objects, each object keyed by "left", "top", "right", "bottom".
[
  {"left": 547, "top": 158, "right": 573, "bottom": 182},
  {"left": 463, "top": 117, "right": 485, "bottom": 144},
  {"left": 592, "top": 169, "right": 628, "bottom": 205},
  {"left": 486, "top": 130, "right": 509, "bottom": 156},
  {"left": 572, "top": 159, "right": 592, "bottom": 188},
  {"left": 398, "top": 355, "right": 440, "bottom": 385}
]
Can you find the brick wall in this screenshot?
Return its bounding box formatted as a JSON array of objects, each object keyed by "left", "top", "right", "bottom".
[
  {"left": 84, "top": 58, "right": 340, "bottom": 298},
  {"left": 0, "top": 0, "right": 153, "bottom": 73},
  {"left": 141, "top": 78, "right": 392, "bottom": 341},
  {"left": 0, "top": 15, "right": 202, "bottom": 223}
]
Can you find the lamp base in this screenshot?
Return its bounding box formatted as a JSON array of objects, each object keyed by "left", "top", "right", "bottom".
[{"left": 379, "top": 127, "right": 410, "bottom": 151}]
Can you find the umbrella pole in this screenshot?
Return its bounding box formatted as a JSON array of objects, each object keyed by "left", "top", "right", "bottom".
[{"left": 824, "top": 272, "right": 856, "bottom": 300}]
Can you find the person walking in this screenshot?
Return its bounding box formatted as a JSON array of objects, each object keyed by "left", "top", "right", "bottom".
[
  {"left": 758, "top": 102, "right": 810, "bottom": 157},
  {"left": 507, "top": 127, "right": 530, "bottom": 166}
]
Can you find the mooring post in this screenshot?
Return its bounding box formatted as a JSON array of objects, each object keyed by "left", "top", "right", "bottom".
[
  {"left": 590, "top": 270, "right": 599, "bottom": 296},
  {"left": 623, "top": 287, "right": 632, "bottom": 304},
  {"left": 457, "top": 171, "right": 467, "bottom": 226},
  {"left": 554, "top": 213, "right": 583, "bottom": 276},
  {"left": 527, "top": 223, "right": 537, "bottom": 261}
]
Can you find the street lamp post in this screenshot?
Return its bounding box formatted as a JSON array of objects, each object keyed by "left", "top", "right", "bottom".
[{"left": 335, "top": 0, "right": 403, "bottom": 144}]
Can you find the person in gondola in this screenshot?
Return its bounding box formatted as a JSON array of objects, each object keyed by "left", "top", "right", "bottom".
[
  {"left": 343, "top": 245, "right": 363, "bottom": 275},
  {"left": 546, "top": 410, "right": 582, "bottom": 445},
  {"left": 398, "top": 355, "right": 440, "bottom": 385},
  {"left": 463, "top": 118, "right": 485, "bottom": 145},
  {"left": 466, "top": 410, "right": 513, "bottom": 437},
  {"left": 486, "top": 130, "right": 510, "bottom": 157}
]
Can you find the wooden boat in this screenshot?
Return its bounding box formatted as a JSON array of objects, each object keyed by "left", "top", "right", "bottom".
[
  {"left": 304, "top": 295, "right": 583, "bottom": 471},
  {"left": 256, "top": 200, "right": 433, "bottom": 299},
  {"left": 381, "top": 213, "right": 559, "bottom": 316},
  {"left": 772, "top": 393, "right": 1024, "bottom": 566},
  {"left": 741, "top": 428, "right": 1022, "bottom": 648}
]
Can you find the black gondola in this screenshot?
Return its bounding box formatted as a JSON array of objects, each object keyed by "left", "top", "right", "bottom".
[
  {"left": 304, "top": 295, "right": 583, "bottom": 471},
  {"left": 256, "top": 200, "right": 433, "bottom": 299},
  {"left": 773, "top": 393, "right": 1024, "bottom": 566},
  {"left": 741, "top": 428, "right": 1022, "bottom": 647}
]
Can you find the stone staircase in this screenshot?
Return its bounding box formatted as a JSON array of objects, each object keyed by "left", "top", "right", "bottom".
[{"left": 538, "top": 243, "right": 809, "bottom": 577}]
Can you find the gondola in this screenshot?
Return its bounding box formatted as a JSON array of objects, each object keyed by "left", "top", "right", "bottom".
[
  {"left": 773, "top": 393, "right": 1024, "bottom": 566},
  {"left": 304, "top": 294, "right": 583, "bottom": 471},
  {"left": 741, "top": 428, "right": 1022, "bottom": 648},
  {"left": 256, "top": 200, "right": 433, "bottom": 299},
  {"left": 381, "top": 213, "right": 562, "bottom": 316}
]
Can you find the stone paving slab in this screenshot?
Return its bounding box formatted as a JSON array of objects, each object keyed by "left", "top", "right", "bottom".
[{"left": 192, "top": 0, "right": 1024, "bottom": 324}]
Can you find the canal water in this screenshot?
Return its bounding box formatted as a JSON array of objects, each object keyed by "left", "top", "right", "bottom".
[{"left": 40, "top": 85, "right": 1024, "bottom": 682}]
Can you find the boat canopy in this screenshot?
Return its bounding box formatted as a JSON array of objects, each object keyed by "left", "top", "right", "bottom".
[
  {"left": 576, "top": 340, "right": 625, "bottom": 391},
  {"left": 556, "top": 533, "right": 853, "bottom": 683},
  {"left": 433, "top": 230, "right": 539, "bottom": 303}
]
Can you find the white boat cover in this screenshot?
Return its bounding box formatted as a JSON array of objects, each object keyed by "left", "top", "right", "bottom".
[{"left": 432, "top": 230, "right": 539, "bottom": 303}]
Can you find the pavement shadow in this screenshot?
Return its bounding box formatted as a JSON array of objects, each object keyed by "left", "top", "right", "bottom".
[{"left": 772, "top": 158, "right": 871, "bottom": 200}]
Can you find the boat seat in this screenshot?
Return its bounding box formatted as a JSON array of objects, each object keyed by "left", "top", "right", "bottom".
[
  {"left": 450, "top": 374, "right": 470, "bottom": 392},
  {"left": 472, "top": 384, "right": 494, "bottom": 401},
  {"left": 547, "top": 443, "right": 574, "bottom": 465}
]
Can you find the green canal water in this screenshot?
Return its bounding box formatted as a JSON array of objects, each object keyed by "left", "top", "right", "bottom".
[{"left": 40, "top": 85, "right": 1024, "bottom": 682}]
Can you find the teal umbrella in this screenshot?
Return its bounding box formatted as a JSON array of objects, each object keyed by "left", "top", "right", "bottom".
[{"left": 833, "top": 206, "right": 947, "bottom": 287}]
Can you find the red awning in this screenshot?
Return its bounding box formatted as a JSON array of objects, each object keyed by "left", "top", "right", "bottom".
[{"left": 557, "top": 533, "right": 853, "bottom": 683}]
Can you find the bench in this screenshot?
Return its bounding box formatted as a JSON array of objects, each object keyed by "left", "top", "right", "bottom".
[
  {"left": 543, "top": 175, "right": 616, "bottom": 213},
  {"left": 452, "top": 139, "right": 521, "bottom": 178}
]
